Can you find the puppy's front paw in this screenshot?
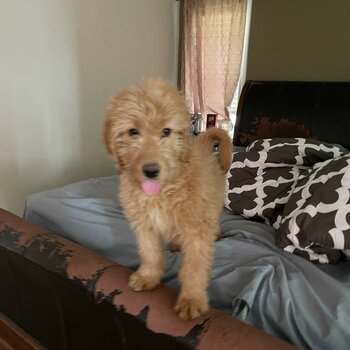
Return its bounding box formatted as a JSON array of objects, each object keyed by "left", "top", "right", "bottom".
[
  {"left": 128, "top": 271, "right": 159, "bottom": 291},
  {"left": 174, "top": 296, "right": 209, "bottom": 320}
]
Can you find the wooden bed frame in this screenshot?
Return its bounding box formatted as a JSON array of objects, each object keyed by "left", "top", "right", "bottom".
[
  {"left": 0, "top": 209, "right": 296, "bottom": 349},
  {"left": 234, "top": 80, "right": 350, "bottom": 149}
]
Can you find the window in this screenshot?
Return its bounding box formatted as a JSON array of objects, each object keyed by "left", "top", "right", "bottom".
[
  {"left": 178, "top": 0, "right": 252, "bottom": 139},
  {"left": 227, "top": 0, "right": 253, "bottom": 137}
]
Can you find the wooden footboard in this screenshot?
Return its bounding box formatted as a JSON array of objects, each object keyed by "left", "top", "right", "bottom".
[{"left": 0, "top": 209, "right": 297, "bottom": 350}]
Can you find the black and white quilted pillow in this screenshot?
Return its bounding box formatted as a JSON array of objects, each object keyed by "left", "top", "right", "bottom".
[
  {"left": 276, "top": 153, "right": 350, "bottom": 263},
  {"left": 226, "top": 138, "right": 350, "bottom": 263}
]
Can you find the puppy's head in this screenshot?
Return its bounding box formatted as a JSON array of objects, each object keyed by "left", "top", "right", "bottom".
[{"left": 104, "top": 78, "right": 191, "bottom": 195}]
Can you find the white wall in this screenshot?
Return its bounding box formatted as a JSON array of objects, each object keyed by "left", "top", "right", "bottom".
[{"left": 0, "top": 0, "right": 176, "bottom": 215}]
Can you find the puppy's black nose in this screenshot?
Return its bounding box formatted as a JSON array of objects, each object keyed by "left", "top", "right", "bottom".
[{"left": 142, "top": 163, "right": 160, "bottom": 179}]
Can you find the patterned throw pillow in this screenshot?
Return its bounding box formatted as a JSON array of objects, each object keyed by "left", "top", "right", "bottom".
[
  {"left": 225, "top": 138, "right": 350, "bottom": 263},
  {"left": 276, "top": 153, "right": 350, "bottom": 263}
]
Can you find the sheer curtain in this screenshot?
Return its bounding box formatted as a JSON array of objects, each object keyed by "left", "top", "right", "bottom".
[{"left": 179, "top": 0, "right": 248, "bottom": 125}]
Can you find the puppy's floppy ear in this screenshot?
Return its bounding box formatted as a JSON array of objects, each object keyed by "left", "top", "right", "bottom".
[
  {"left": 103, "top": 117, "right": 113, "bottom": 155},
  {"left": 103, "top": 111, "right": 122, "bottom": 174}
]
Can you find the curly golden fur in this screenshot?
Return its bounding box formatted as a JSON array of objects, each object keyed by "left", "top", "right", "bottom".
[{"left": 104, "top": 78, "right": 233, "bottom": 320}]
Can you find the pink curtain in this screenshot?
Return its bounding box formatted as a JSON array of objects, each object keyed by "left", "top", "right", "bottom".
[{"left": 180, "top": 0, "right": 247, "bottom": 121}]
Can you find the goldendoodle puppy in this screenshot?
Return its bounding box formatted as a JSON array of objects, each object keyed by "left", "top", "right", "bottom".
[{"left": 104, "top": 78, "right": 233, "bottom": 320}]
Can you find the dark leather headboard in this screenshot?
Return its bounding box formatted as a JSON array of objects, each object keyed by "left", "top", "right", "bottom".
[{"left": 234, "top": 80, "right": 349, "bottom": 149}]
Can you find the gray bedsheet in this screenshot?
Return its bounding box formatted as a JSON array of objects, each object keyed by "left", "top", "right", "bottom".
[{"left": 24, "top": 175, "right": 350, "bottom": 350}]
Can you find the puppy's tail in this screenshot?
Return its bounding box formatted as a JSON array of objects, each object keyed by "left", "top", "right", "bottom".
[{"left": 197, "top": 127, "right": 233, "bottom": 174}]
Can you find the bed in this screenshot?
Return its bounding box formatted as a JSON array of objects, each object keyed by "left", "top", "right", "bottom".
[{"left": 23, "top": 81, "right": 350, "bottom": 350}]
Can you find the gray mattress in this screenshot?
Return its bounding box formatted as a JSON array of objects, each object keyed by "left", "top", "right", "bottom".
[{"left": 24, "top": 175, "right": 350, "bottom": 350}]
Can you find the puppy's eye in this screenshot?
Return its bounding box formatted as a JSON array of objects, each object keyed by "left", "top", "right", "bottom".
[
  {"left": 161, "top": 128, "right": 172, "bottom": 137},
  {"left": 128, "top": 128, "right": 139, "bottom": 136}
]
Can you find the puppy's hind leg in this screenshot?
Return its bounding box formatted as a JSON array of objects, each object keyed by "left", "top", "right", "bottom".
[
  {"left": 129, "top": 229, "right": 165, "bottom": 291},
  {"left": 174, "top": 230, "right": 215, "bottom": 320}
]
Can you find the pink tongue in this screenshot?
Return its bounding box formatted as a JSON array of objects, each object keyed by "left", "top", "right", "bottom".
[{"left": 141, "top": 180, "right": 161, "bottom": 195}]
